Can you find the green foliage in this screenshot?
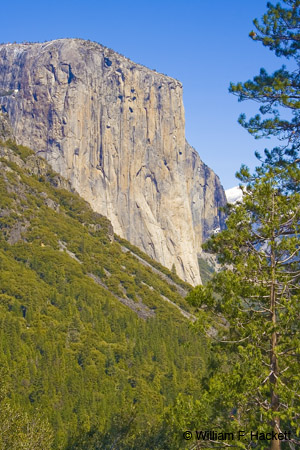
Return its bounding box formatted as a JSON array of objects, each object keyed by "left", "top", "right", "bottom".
[
  {"left": 0, "top": 372, "right": 53, "bottom": 450},
  {"left": 198, "top": 256, "right": 215, "bottom": 284},
  {"left": 115, "top": 235, "right": 192, "bottom": 293},
  {"left": 4, "top": 139, "right": 35, "bottom": 160},
  {"left": 251, "top": 0, "right": 300, "bottom": 58},
  {"left": 186, "top": 5, "right": 300, "bottom": 445},
  {"left": 0, "top": 141, "right": 208, "bottom": 449},
  {"left": 230, "top": 0, "right": 300, "bottom": 165},
  {"left": 187, "top": 162, "right": 300, "bottom": 448},
  {"left": 67, "top": 409, "right": 178, "bottom": 450}
]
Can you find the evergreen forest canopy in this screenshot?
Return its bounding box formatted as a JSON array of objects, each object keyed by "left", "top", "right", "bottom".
[
  {"left": 0, "top": 138, "right": 210, "bottom": 449},
  {"left": 0, "top": 1, "right": 300, "bottom": 449}
]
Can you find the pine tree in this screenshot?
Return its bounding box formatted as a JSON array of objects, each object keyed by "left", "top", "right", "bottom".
[
  {"left": 188, "top": 162, "right": 300, "bottom": 449},
  {"left": 183, "top": 3, "right": 300, "bottom": 448},
  {"left": 229, "top": 0, "right": 300, "bottom": 168}
]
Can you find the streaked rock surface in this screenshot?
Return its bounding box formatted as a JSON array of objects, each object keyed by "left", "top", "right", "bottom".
[{"left": 0, "top": 39, "right": 226, "bottom": 285}]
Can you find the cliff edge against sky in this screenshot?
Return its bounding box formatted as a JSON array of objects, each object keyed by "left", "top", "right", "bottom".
[{"left": 0, "top": 39, "right": 226, "bottom": 285}]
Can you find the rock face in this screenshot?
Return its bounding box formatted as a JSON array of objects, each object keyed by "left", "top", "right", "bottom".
[
  {"left": 0, "top": 111, "right": 13, "bottom": 141},
  {"left": 0, "top": 39, "right": 226, "bottom": 285}
]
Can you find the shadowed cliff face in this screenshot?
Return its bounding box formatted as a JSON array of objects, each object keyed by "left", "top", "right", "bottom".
[{"left": 0, "top": 38, "right": 226, "bottom": 285}]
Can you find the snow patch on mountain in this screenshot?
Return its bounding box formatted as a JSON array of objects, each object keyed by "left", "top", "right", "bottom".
[{"left": 225, "top": 186, "right": 243, "bottom": 204}]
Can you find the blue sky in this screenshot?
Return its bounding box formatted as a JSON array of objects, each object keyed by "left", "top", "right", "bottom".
[{"left": 0, "top": 0, "right": 289, "bottom": 188}]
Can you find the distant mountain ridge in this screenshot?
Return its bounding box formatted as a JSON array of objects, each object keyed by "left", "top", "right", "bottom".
[{"left": 0, "top": 38, "right": 226, "bottom": 285}]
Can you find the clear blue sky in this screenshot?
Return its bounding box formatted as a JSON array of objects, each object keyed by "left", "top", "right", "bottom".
[{"left": 0, "top": 0, "right": 288, "bottom": 188}]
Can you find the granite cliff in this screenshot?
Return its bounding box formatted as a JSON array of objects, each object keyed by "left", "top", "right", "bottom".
[{"left": 0, "top": 39, "right": 226, "bottom": 285}]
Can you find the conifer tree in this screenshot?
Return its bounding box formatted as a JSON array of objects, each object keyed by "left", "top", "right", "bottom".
[
  {"left": 188, "top": 162, "right": 300, "bottom": 449},
  {"left": 175, "top": 3, "right": 300, "bottom": 449},
  {"left": 230, "top": 0, "right": 300, "bottom": 169}
]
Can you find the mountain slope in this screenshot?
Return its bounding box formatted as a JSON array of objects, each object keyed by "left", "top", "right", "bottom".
[{"left": 0, "top": 136, "right": 208, "bottom": 449}]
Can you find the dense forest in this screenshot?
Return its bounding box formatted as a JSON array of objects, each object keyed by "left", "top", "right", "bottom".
[{"left": 0, "top": 138, "right": 214, "bottom": 449}]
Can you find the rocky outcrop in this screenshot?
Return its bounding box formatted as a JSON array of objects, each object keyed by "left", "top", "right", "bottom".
[
  {"left": 0, "top": 39, "right": 226, "bottom": 285},
  {"left": 185, "top": 141, "right": 226, "bottom": 251},
  {"left": 0, "top": 111, "right": 14, "bottom": 141}
]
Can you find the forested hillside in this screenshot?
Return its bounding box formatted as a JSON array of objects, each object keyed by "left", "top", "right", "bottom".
[{"left": 0, "top": 138, "right": 208, "bottom": 449}]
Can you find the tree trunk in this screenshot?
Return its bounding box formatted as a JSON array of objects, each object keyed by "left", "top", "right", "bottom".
[
  {"left": 270, "top": 335, "right": 280, "bottom": 450},
  {"left": 270, "top": 195, "right": 280, "bottom": 450}
]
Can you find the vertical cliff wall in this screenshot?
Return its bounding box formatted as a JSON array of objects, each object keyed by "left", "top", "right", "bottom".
[{"left": 0, "top": 39, "right": 226, "bottom": 285}]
